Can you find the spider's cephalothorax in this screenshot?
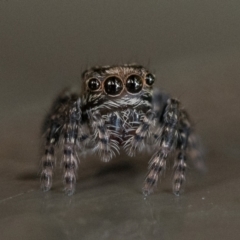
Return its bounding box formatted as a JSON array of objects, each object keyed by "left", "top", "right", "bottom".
[{"left": 41, "top": 64, "right": 201, "bottom": 196}]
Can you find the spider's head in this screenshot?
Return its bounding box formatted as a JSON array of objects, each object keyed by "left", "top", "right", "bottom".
[
  {"left": 82, "top": 64, "right": 155, "bottom": 96},
  {"left": 81, "top": 64, "right": 155, "bottom": 111}
]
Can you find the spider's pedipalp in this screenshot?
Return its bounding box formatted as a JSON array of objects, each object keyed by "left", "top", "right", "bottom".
[
  {"left": 124, "top": 109, "right": 155, "bottom": 156},
  {"left": 89, "top": 111, "right": 119, "bottom": 162}
]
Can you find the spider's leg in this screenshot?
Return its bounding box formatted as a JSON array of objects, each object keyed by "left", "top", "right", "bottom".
[
  {"left": 124, "top": 109, "right": 155, "bottom": 156},
  {"left": 172, "top": 109, "right": 190, "bottom": 196},
  {"left": 187, "top": 127, "right": 205, "bottom": 173},
  {"left": 89, "top": 111, "right": 119, "bottom": 162},
  {"left": 62, "top": 98, "right": 84, "bottom": 195},
  {"left": 143, "top": 98, "right": 180, "bottom": 196},
  {"left": 41, "top": 90, "right": 70, "bottom": 191}
]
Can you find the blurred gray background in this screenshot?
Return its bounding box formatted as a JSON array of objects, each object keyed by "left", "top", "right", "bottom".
[{"left": 0, "top": 1, "right": 240, "bottom": 239}]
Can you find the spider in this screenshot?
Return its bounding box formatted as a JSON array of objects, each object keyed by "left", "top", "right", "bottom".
[{"left": 40, "top": 64, "right": 201, "bottom": 196}]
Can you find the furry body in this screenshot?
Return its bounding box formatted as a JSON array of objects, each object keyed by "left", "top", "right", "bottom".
[{"left": 41, "top": 64, "right": 200, "bottom": 196}]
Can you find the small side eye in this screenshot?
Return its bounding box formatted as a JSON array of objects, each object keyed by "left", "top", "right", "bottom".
[
  {"left": 145, "top": 73, "right": 155, "bottom": 86},
  {"left": 126, "top": 75, "right": 143, "bottom": 94},
  {"left": 88, "top": 78, "right": 101, "bottom": 91}
]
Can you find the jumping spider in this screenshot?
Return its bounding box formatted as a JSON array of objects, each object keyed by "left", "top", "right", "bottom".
[{"left": 41, "top": 64, "right": 201, "bottom": 196}]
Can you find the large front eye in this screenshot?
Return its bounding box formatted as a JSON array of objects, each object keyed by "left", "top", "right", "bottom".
[
  {"left": 104, "top": 76, "right": 123, "bottom": 96},
  {"left": 88, "top": 78, "right": 101, "bottom": 91},
  {"left": 126, "top": 75, "right": 143, "bottom": 94}
]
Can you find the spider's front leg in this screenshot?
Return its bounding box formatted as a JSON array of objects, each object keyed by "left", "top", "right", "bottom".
[
  {"left": 172, "top": 109, "right": 191, "bottom": 195},
  {"left": 62, "top": 98, "right": 82, "bottom": 195},
  {"left": 41, "top": 92, "right": 88, "bottom": 195},
  {"left": 143, "top": 98, "right": 189, "bottom": 196},
  {"left": 41, "top": 90, "right": 70, "bottom": 191}
]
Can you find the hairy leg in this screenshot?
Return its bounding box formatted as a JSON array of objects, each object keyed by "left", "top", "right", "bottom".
[
  {"left": 143, "top": 98, "right": 180, "bottom": 196},
  {"left": 41, "top": 90, "right": 71, "bottom": 191},
  {"left": 172, "top": 109, "right": 190, "bottom": 195},
  {"left": 62, "top": 98, "right": 83, "bottom": 195},
  {"left": 41, "top": 90, "right": 87, "bottom": 195}
]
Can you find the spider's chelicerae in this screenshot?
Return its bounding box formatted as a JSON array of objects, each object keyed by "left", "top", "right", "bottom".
[{"left": 41, "top": 64, "right": 201, "bottom": 196}]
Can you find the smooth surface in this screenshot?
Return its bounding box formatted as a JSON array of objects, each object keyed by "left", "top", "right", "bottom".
[{"left": 1, "top": 1, "right": 240, "bottom": 239}]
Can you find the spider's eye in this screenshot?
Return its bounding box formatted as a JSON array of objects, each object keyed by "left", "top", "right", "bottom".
[
  {"left": 145, "top": 73, "right": 155, "bottom": 86},
  {"left": 88, "top": 78, "right": 101, "bottom": 91},
  {"left": 104, "top": 76, "right": 123, "bottom": 96},
  {"left": 126, "top": 75, "right": 143, "bottom": 94}
]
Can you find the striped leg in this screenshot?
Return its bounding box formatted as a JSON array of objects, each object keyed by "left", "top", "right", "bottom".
[
  {"left": 41, "top": 119, "right": 61, "bottom": 191},
  {"left": 173, "top": 110, "right": 191, "bottom": 195},
  {"left": 62, "top": 99, "right": 82, "bottom": 195},
  {"left": 41, "top": 90, "right": 70, "bottom": 191},
  {"left": 173, "top": 152, "right": 187, "bottom": 196},
  {"left": 41, "top": 90, "right": 85, "bottom": 194},
  {"left": 143, "top": 99, "right": 180, "bottom": 196},
  {"left": 187, "top": 129, "right": 205, "bottom": 173}
]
